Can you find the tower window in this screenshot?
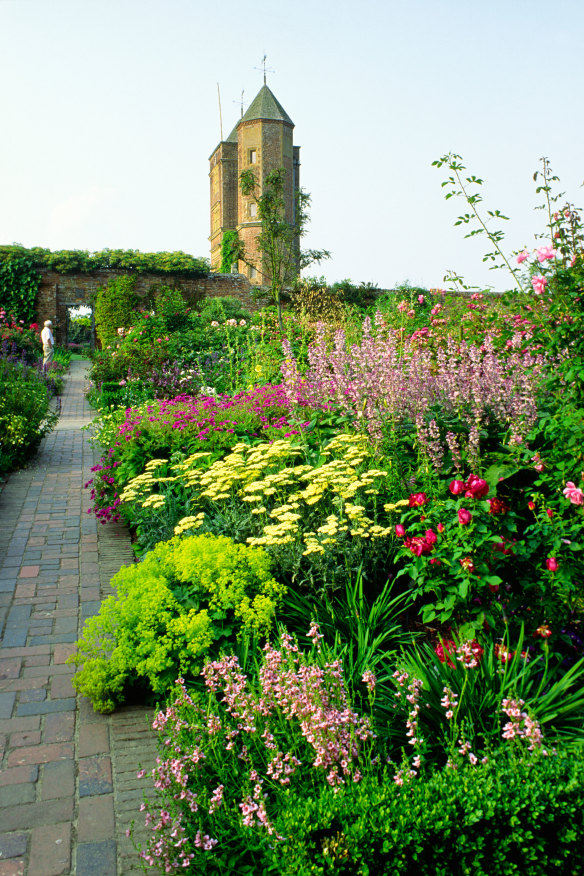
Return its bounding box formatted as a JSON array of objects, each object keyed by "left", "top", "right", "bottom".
[
  {"left": 249, "top": 149, "right": 257, "bottom": 164},
  {"left": 249, "top": 265, "right": 257, "bottom": 279},
  {"left": 249, "top": 202, "right": 257, "bottom": 219}
]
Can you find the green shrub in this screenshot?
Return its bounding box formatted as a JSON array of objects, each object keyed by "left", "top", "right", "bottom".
[
  {"left": 68, "top": 533, "right": 285, "bottom": 712},
  {"left": 271, "top": 747, "right": 584, "bottom": 876},
  {"left": 94, "top": 274, "right": 138, "bottom": 346},
  {"left": 0, "top": 359, "right": 59, "bottom": 473}
]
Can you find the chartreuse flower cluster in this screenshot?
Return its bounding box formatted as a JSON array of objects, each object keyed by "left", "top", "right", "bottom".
[
  {"left": 120, "top": 434, "right": 400, "bottom": 557},
  {"left": 68, "top": 533, "right": 284, "bottom": 713}
]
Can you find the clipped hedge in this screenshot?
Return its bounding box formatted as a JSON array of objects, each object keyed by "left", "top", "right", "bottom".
[{"left": 269, "top": 747, "right": 584, "bottom": 876}]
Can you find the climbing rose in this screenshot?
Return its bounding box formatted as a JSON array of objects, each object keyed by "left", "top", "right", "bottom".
[
  {"left": 536, "top": 245, "right": 557, "bottom": 262},
  {"left": 516, "top": 250, "right": 530, "bottom": 264},
  {"left": 458, "top": 508, "right": 472, "bottom": 525},
  {"left": 531, "top": 275, "right": 548, "bottom": 295},
  {"left": 563, "top": 481, "right": 584, "bottom": 505}
]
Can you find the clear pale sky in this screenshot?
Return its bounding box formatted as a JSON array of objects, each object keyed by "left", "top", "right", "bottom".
[{"left": 1, "top": 0, "right": 582, "bottom": 292}]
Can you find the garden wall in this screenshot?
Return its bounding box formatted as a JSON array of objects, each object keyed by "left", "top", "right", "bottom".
[{"left": 35, "top": 270, "right": 269, "bottom": 346}]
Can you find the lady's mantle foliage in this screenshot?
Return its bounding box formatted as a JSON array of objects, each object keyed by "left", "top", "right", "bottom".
[{"left": 68, "top": 533, "right": 284, "bottom": 712}]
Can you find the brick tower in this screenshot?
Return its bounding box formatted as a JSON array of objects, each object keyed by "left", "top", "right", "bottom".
[{"left": 209, "top": 84, "right": 300, "bottom": 284}]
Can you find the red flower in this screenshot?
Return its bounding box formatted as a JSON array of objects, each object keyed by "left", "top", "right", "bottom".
[
  {"left": 534, "top": 624, "right": 552, "bottom": 639},
  {"left": 464, "top": 474, "right": 489, "bottom": 499},
  {"left": 425, "top": 529, "right": 437, "bottom": 544},
  {"left": 459, "top": 557, "right": 476, "bottom": 573},
  {"left": 493, "top": 538, "right": 515, "bottom": 556},
  {"left": 408, "top": 492, "right": 428, "bottom": 507},
  {"left": 487, "top": 497, "right": 509, "bottom": 515},
  {"left": 449, "top": 479, "right": 466, "bottom": 495},
  {"left": 458, "top": 508, "right": 472, "bottom": 525},
  {"left": 437, "top": 522, "right": 445, "bottom": 533},
  {"left": 395, "top": 524, "right": 406, "bottom": 538},
  {"left": 435, "top": 639, "right": 456, "bottom": 667},
  {"left": 404, "top": 534, "right": 435, "bottom": 556},
  {"left": 546, "top": 557, "right": 558, "bottom": 572}
]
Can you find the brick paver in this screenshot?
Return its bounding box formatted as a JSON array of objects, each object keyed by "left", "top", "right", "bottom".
[{"left": 0, "top": 361, "right": 157, "bottom": 874}]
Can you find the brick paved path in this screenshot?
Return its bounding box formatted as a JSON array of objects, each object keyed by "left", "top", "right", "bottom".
[{"left": 0, "top": 361, "right": 157, "bottom": 875}]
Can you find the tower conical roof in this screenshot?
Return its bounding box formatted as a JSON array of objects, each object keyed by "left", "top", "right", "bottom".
[{"left": 239, "top": 85, "right": 293, "bottom": 126}]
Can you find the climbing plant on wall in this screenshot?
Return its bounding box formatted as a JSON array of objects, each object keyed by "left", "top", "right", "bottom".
[
  {"left": 0, "top": 252, "right": 41, "bottom": 323},
  {"left": 0, "top": 245, "right": 210, "bottom": 277},
  {"left": 220, "top": 230, "right": 242, "bottom": 273}
]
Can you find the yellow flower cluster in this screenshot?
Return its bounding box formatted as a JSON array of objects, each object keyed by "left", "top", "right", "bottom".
[
  {"left": 121, "top": 433, "right": 400, "bottom": 555},
  {"left": 174, "top": 513, "right": 206, "bottom": 536}
]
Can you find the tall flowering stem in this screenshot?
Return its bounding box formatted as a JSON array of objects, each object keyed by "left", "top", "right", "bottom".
[
  {"left": 283, "top": 320, "right": 544, "bottom": 468},
  {"left": 137, "top": 628, "right": 375, "bottom": 868}
]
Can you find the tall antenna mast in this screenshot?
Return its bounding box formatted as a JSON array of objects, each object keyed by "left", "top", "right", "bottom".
[
  {"left": 217, "top": 83, "right": 223, "bottom": 141},
  {"left": 232, "top": 89, "right": 245, "bottom": 118},
  {"left": 254, "top": 54, "right": 275, "bottom": 85}
]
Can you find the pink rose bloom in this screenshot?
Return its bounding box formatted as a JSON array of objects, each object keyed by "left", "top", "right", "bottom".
[
  {"left": 449, "top": 479, "right": 466, "bottom": 495},
  {"left": 563, "top": 481, "right": 584, "bottom": 505},
  {"left": 546, "top": 557, "right": 558, "bottom": 572},
  {"left": 425, "top": 529, "right": 437, "bottom": 544},
  {"left": 395, "top": 524, "right": 406, "bottom": 538},
  {"left": 464, "top": 474, "right": 489, "bottom": 499},
  {"left": 516, "top": 250, "right": 530, "bottom": 264},
  {"left": 418, "top": 294, "right": 425, "bottom": 304},
  {"left": 531, "top": 275, "right": 548, "bottom": 295},
  {"left": 536, "top": 245, "right": 557, "bottom": 263},
  {"left": 458, "top": 508, "right": 472, "bottom": 525}
]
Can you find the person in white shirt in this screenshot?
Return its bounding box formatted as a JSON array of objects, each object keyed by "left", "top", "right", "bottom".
[{"left": 41, "top": 320, "right": 54, "bottom": 366}]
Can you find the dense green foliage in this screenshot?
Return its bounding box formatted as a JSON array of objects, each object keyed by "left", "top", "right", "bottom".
[
  {"left": 68, "top": 533, "right": 285, "bottom": 712},
  {"left": 220, "top": 230, "right": 241, "bottom": 273},
  {"left": 0, "top": 252, "right": 41, "bottom": 323},
  {"left": 0, "top": 244, "right": 209, "bottom": 276},
  {"left": 271, "top": 747, "right": 584, "bottom": 876},
  {"left": 94, "top": 274, "right": 139, "bottom": 346}
]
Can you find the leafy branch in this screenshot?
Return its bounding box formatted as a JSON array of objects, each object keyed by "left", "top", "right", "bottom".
[{"left": 432, "top": 153, "right": 525, "bottom": 292}]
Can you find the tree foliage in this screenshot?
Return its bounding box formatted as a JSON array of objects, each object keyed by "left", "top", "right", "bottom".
[
  {"left": 94, "top": 275, "right": 139, "bottom": 347},
  {"left": 239, "top": 167, "right": 330, "bottom": 328}
]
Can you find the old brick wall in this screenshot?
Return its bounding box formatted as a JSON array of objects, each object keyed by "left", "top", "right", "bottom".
[{"left": 35, "top": 270, "right": 268, "bottom": 346}]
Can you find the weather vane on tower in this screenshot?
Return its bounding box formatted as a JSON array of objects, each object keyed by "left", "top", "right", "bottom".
[{"left": 254, "top": 54, "right": 275, "bottom": 85}]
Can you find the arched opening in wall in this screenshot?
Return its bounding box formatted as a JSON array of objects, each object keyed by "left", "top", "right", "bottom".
[{"left": 66, "top": 305, "right": 94, "bottom": 354}]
